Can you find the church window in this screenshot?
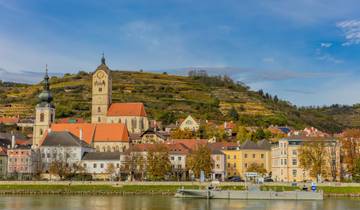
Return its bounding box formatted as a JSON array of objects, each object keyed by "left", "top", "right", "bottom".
[
  {"left": 96, "top": 146, "right": 100, "bottom": 152},
  {"left": 107, "top": 146, "right": 111, "bottom": 152},
  {"left": 98, "top": 107, "right": 101, "bottom": 113},
  {"left": 132, "top": 118, "right": 137, "bottom": 129},
  {"left": 139, "top": 118, "right": 144, "bottom": 130},
  {"left": 40, "top": 113, "right": 44, "bottom": 122}
]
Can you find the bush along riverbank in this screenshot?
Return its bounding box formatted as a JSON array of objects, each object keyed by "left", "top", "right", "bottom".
[{"left": 0, "top": 184, "right": 359, "bottom": 197}]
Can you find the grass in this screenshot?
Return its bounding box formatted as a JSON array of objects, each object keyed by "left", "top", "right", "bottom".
[{"left": 319, "top": 186, "right": 360, "bottom": 194}]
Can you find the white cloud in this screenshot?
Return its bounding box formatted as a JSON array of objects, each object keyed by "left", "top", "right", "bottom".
[
  {"left": 336, "top": 19, "right": 360, "bottom": 46},
  {"left": 320, "top": 43, "right": 332, "bottom": 48}
]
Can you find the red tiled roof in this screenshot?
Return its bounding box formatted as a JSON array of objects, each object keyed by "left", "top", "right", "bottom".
[
  {"left": 168, "top": 139, "right": 208, "bottom": 150},
  {"left": 0, "top": 117, "right": 19, "bottom": 124},
  {"left": 50, "top": 123, "right": 129, "bottom": 144},
  {"left": 107, "top": 103, "right": 147, "bottom": 117},
  {"left": 93, "top": 123, "right": 129, "bottom": 142}
]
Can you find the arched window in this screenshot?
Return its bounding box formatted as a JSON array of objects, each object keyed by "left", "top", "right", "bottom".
[
  {"left": 96, "top": 145, "right": 100, "bottom": 152},
  {"left": 132, "top": 118, "right": 137, "bottom": 129},
  {"left": 40, "top": 113, "right": 44, "bottom": 122},
  {"left": 115, "top": 146, "right": 120, "bottom": 152},
  {"left": 107, "top": 145, "right": 111, "bottom": 152},
  {"left": 98, "top": 107, "right": 101, "bottom": 113}
]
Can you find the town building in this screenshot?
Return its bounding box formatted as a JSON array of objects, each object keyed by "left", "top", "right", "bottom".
[
  {"left": 271, "top": 137, "right": 340, "bottom": 182},
  {"left": 81, "top": 152, "right": 123, "bottom": 180},
  {"left": 50, "top": 123, "right": 130, "bottom": 152},
  {"left": 7, "top": 145, "right": 40, "bottom": 179},
  {"left": 179, "top": 115, "right": 200, "bottom": 131},
  {"left": 222, "top": 140, "right": 272, "bottom": 178},
  {"left": 39, "top": 131, "right": 94, "bottom": 172},
  {"left": 133, "top": 128, "right": 170, "bottom": 144},
  {"left": 91, "top": 56, "right": 149, "bottom": 133},
  {"left": 0, "top": 148, "right": 7, "bottom": 178}
]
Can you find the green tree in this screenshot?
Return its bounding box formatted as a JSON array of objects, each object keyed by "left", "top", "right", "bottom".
[
  {"left": 147, "top": 144, "right": 171, "bottom": 180},
  {"left": 353, "top": 158, "right": 360, "bottom": 183},
  {"left": 236, "top": 126, "right": 251, "bottom": 144},
  {"left": 228, "top": 106, "right": 239, "bottom": 121},
  {"left": 159, "top": 111, "right": 176, "bottom": 125},
  {"left": 186, "top": 145, "right": 212, "bottom": 178}
]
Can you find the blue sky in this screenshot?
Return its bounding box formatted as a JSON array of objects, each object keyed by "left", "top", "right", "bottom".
[{"left": 1, "top": 0, "right": 360, "bottom": 106}]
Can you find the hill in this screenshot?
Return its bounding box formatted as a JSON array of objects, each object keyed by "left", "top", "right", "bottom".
[{"left": 0, "top": 70, "right": 357, "bottom": 133}]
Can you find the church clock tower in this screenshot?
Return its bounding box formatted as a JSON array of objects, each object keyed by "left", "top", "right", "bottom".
[
  {"left": 33, "top": 67, "right": 55, "bottom": 147},
  {"left": 91, "top": 55, "right": 112, "bottom": 123}
]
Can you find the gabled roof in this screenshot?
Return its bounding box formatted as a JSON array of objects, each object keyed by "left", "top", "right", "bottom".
[
  {"left": 140, "top": 128, "right": 169, "bottom": 139},
  {"left": 168, "top": 143, "right": 191, "bottom": 155},
  {"left": 82, "top": 152, "right": 121, "bottom": 161},
  {"left": 169, "top": 139, "right": 208, "bottom": 150},
  {"left": 94, "top": 124, "right": 129, "bottom": 142},
  {"left": 41, "top": 131, "right": 91, "bottom": 147},
  {"left": 50, "top": 123, "right": 129, "bottom": 144},
  {"left": 257, "top": 139, "right": 271, "bottom": 150},
  {"left": 240, "top": 140, "right": 259, "bottom": 150},
  {"left": 51, "top": 123, "right": 96, "bottom": 144},
  {"left": 107, "top": 103, "right": 147, "bottom": 117}
]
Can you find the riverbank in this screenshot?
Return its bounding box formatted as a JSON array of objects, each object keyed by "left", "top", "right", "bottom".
[{"left": 0, "top": 182, "right": 358, "bottom": 197}]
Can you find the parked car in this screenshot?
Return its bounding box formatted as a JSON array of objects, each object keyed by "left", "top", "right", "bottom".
[
  {"left": 226, "top": 176, "right": 244, "bottom": 182},
  {"left": 264, "top": 177, "right": 274, "bottom": 182}
]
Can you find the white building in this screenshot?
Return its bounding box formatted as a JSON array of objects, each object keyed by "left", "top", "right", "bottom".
[
  {"left": 81, "top": 152, "right": 123, "bottom": 179},
  {"left": 40, "top": 131, "right": 94, "bottom": 172}
]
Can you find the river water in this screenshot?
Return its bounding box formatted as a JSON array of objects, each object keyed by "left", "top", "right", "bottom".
[{"left": 0, "top": 196, "right": 358, "bottom": 210}]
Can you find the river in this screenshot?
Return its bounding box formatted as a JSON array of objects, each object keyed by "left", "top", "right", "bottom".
[{"left": 0, "top": 196, "right": 358, "bottom": 210}]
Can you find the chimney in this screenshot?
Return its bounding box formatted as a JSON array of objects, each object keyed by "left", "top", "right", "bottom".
[
  {"left": 11, "top": 134, "right": 15, "bottom": 149},
  {"left": 79, "top": 128, "right": 83, "bottom": 140}
]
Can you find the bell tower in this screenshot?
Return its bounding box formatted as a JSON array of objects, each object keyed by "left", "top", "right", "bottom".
[
  {"left": 33, "top": 66, "right": 55, "bottom": 147},
  {"left": 91, "top": 54, "right": 112, "bottom": 123}
]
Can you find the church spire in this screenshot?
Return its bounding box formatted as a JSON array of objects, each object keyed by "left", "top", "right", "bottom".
[
  {"left": 101, "top": 53, "right": 106, "bottom": 65},
  {"left": 38, "top": 65, "right": 53, "bottom": 105}
]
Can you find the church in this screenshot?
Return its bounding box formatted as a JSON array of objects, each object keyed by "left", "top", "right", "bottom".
[{"left": 32, "top": 56, "right": 149, "bottom": 152}]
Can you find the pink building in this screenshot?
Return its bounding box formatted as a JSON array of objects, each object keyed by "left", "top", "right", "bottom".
[{"left": 7, "top": 145, "right": 40, "bottom": 178}]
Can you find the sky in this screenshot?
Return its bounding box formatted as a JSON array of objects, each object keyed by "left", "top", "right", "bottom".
[{"left": 1, "top": 0, "right": 360, "bottom": 106}]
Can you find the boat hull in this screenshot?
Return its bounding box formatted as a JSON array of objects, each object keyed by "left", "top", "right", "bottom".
[{"left": 175, "top": 189, "right": 323, "bottom": 200}]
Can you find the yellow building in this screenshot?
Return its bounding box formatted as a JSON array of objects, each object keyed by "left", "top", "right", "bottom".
[
  {"left": 179, "top": 115, "right": 199, "bottom": 132},
  {"left": 222, "top": 140, "right": 272, "bottom": 178},
  {"left": 271, "top": 137, "right": 341, "bottom": 182}
]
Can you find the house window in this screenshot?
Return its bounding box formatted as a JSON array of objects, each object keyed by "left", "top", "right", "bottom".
[
  {"left": 292, "top": 158, "right": 297, "bottom": 166},
  {"left": 281, "top": 159, "right": 283, "bottom": 165},
  {"left": 292, "top": 169, "right": 297, "bottom": 177},
  {"left": 98, "top": 107, "right": 101, "bottom": 113},
  {"left": 171, "top": 156, "right": 174, "bottom": 160},
  {"left": 100, "top": 163, "right": 104, "bottom": 168},
  {"left": 98, "top": 87, "right": 102, "bottom": 92},
  {"left": 116, "top": 163, "right": 120, "bottom": 168},
  {"left": 233, "top": 155, "right": 236, "bottom": 159},
  {"left": 83, "top": 163, "right": 87, "bottom": 167},
  {"left": 284, "top": 159, "right": 287, "bottom": 165},
  {"left": 40, "top": 129, "right": 43, "bottom": 135},
  {"left": 245, "top": 163, "right": 248, "bottom": 168},
  {"left": 292, "top": 150, "right": 297, "bottom": 155},
  {"left": 177, "top": 165, "right": 182, "bottom": 169},
  {"left": 244, "top": 154, "right": 248, "bottom": 158},
  {"left": 261, "top": 154, "right": 264, "bottom": 158},
  {"left": 227, "top": 155, "right": 230, "bottom": 159},
  {"left": 98, "top": 117, "right": 101, "bottom": 122},
  {"left": 93, "top": 163, "right": 97, "bottom": 168},
  {"left": 233, "top": 163, "right": 236, "bottom": 168},
  {"left": 227, "top": 163, "right": 230, "bottom": 167},
  {"left": 40, "top": 113, "right": 44, "bottom": 122},
  {"left": 178, "top": 157, "right": 181, "bottom": 161},
  {"left": 252, "top": 154, "right": 255, "bottom": 158}
]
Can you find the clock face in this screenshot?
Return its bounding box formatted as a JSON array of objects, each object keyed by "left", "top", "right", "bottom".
[{"left": 96, "top": 71, "right": 105, "bottom": 79}]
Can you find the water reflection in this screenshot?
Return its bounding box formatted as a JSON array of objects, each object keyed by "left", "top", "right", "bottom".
[{"left": 0, "top": 196, "right": 358, "bottom": 210}]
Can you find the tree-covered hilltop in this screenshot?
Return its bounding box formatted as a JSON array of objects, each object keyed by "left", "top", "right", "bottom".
[{"left": 0, "top": 70, "right": 357, "bottom": 133}]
